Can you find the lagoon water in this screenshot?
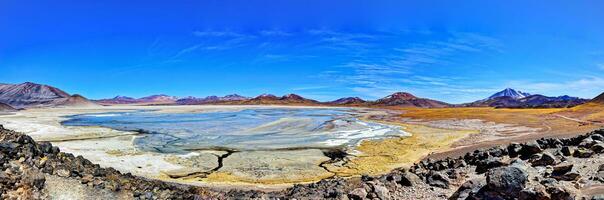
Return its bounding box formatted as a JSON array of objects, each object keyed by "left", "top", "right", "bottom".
[{"left": 62, "top": 108, "right": 408, "bottom": 153}]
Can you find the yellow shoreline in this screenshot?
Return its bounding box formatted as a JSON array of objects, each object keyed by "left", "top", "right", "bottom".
[{"left": 176, "top": 118, "right": 477, "bottom": 186}]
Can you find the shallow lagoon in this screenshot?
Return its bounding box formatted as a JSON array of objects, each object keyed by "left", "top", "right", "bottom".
[{"left": 62, "top": 108, "right": 408, "bottom": 152}]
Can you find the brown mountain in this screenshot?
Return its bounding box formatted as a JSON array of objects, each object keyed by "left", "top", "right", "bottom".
[
  {"left": 0, "top": 102, "right": 16, "bottom": 112},
  {"left": 55, "top": 94, "right": 99, "bottom": 107},
  {"left": 237, "top": 94, "right": 320, "bottom": 105},
  {"left": 371, "top": 92, "right": 450, "bottom": 108},
  {"left": 327, "top": 97, "right": 366, "bottom": 105},
  {"left": 176, "top": 94, "right": 250, "bottom": 105},
  {"left": 0, "top": 82, "right": 97, "bottom": 108},
  {"left": 591, "top": 92, "right": 604, "bottom": 104},
  {"left": 96, "top": 94, "right": 178, "bottom": 105}
]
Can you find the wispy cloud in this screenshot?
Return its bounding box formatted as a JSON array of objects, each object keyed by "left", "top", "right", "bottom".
[
  {"left": 505, "top": 76, "right": 604, "bottom": 98},
  {"left": 598, "top": 63, "right": 604, "bottom": 70},
  {"left": 192, "top": 30, "right": 248, "bottom": 38},
  {"left": 259, "top": 30, "right": 292, "bottom": 36},
  {"left": 314, "top": 31, "right": 502, "bottom": 101}
]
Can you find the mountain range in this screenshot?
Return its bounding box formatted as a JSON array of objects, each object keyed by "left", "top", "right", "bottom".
[
  {"left": 176, "top": 94, "right": 249, "bottom": 105},
  {"left": 1, "top": 82, "right": 602, "bottom": 110},
  {"left": 0, "top": 82, "right": 97, "bottom": 109},
  {"left": 96, "top": 95, "right": 179, "bottom": 105},
  {"left": 465, "top": 88, "right": 589, "bottom": 108}
]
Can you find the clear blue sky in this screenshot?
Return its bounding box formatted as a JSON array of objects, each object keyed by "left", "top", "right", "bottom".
[{"left": 1, "top": 0, "right": 604, "bottom": 103}]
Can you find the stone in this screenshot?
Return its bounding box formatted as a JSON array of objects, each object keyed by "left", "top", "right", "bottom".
[
  {"left": 531, "top": 152, "right": 556, "bottom": 166},
  {"left": 426, "top": 171, "right": 450, "bottom": 189},
  {"left": 546, "top": 185, "right": 575, "bottom": 200},
  {"left": 552, "top": 169, "right": 581, "bottom": 181},
  {"left": 448, "top": 178, "right": 485, "bottom": 200},
  {"left": 452, "top": 159, "right": 466, "bottom": 168},
  {"left": 507, "top": 143, "right": 522, "bottom": 158},
  {"left": 561, "top": 146, "right": 572, "bottom": 156},
  {"left": 580, "top": 138, "right": 596, "bottom": 148},
  {"left": 372, "top": 185, "right": 389, "bottom": 200},
  {"left": 55, "top": 168, "right": 70, "bottom": 177},
  {"left": 475, "top": 157, "right": 507, "bottom": 174},
  {"left": 397, "top": 172, "right": 421, "bottom": 187},
  {"left": 519, "top": 142, "right": 542, "bottom": 158},
  {"left": 552, "top": 163, "right": 573, "bottom": 175},
  {"left": 519, "top": 185, "right": 550, "bottom": 200},
  {"left": 573, "top": 148, "right": 593, "bottom": 158},
  {"left": 591, "top": 143, "right": 604, "bottom": 153},
  {"left": 81, "top": 174, "right": 94, "bottom": 184},
  {"left": 348, "top": 188, "right": 367, "bottom": 200},
  {"left": 593, "top": 194, "right": 604, "bottom": 200},
  {"left": 591, "top": 134, "right": 604, "bottom": 141},
  {"left": 486, "top": 166, "right": 528, "bottom": 197}
]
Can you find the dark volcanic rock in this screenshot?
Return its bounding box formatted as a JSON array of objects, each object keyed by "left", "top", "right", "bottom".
[
  {"left": 552, "top": 163, "right": 574, "bottom": 175},
  {"left": 573, "top": 148, "right": 594, "bottom": 158},
  {"left": 476, "top": 157, "right": 507, "bottom": 174},
  {"left": 530, "top": 152, "right": 556, "bottom": 166},
  {"left": 448, "top": 178, "right": 485, "bottom": 200},
  {"left": 485, "top": 166, "right": 528, "bottom": 198},
  {"left": 519, "top": 142, "right": 542, "bottom": 158},
  {"left": 591, "top": 143, "right": 604, "bottom": 153},
  {"left": 426, "top": 171, "right": 450, "bottom": 189},
  {"left": 561, "top": 146, "right": 572, "bottom": 156}
]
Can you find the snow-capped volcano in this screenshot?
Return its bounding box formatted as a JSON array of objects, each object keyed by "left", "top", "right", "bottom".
[{"left": 487, "top": 88, "right": 531, "bottom": 100}]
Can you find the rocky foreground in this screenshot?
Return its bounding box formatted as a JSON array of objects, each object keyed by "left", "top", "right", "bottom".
[{"left": 2, "top": 125, "right": 604, "bottom": 199}]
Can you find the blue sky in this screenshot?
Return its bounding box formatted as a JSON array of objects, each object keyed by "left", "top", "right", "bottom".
[{"left": 1, "top": 1, "right": 604, "bottom": 103}]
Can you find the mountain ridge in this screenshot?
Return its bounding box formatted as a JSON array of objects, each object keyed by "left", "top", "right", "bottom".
[
  {"left": 371, "top": 92, "right": 450, "bottom": 108},
  {"left": 466, "top": 88, "right": 589, "bottom": 108},
  {"left": 0, "top": 82, "right": 97, "bottom": 108}
]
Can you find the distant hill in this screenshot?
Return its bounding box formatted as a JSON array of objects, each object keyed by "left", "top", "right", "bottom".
[
  {"left": 0, "top": 102, "right": 16, "bottom": 112},
  {"left": 96, "top": 94, "right": 178, "bottom": 105},
  {"left": 0, "top": 82, "right": 97, "bottom": 108},
  {"left": 232, "top": 94, "right": 320, "bottom": 105},
  {"left": 176, "top": 94, "right": 249, "bottom": 105},
  {"left": 466, "top": 88, "right": 588, "bottom": 108},
  {"left": 590, "top": 92, "right": 604, "bottom": 103},
  {"left": 55, "top": 94, "right": 99, "bottom": 107},
  {"left": 327, "top": 97, "right": 366, "bottom": 105},
  {"left": 370, "top": 92, "right": 450, "bottom": 108}
]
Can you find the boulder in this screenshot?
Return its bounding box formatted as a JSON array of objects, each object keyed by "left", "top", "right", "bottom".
[
  {"left": 507, "top": 143, "right": 522, "bottom": 158},
  {"left": 552, "top": 163, "right": 573, "bottom": 175},
  {"left": 531, "top": 152, "right": 556, "bottom": 166},
  {"left": 593, "top": 194, "right": 604, "bottom": 200},
  {"left": 560, "top": 146, "right": 572, "bottom": 156},
  {"left": 372, "top": 185, "right": 389, "bottom": 200},
  {"left": 580, "top": 138, "right": 596, "bottom": 148},
  {"left": 591, "top": 143, "right": 604, "bottom": 153},
  {"left": 573, "top": 148, "right": 594, "bottom": 158},
  {"left": 546, "top": 185, "right": 576, "bottom": 200},
  {"left": 426, "top": 171, "right": 450, "bottom": 189},
  {"left": 591, "top": 134, "right": 604, "bottom": 141},
  {"left": 448, "top": 178, "right": 485, "bottom": 200},
  {"left": 397, "top": 172, "right": 422, "bottom": 187},
  {"left": 486, "top": 166, "right": 528, "bottom": 197},
  {"left": 552, "top": 169, "right": 581, "bottom": 181},
  {"left": 476, "top": 157, "right": 507, "bottom": 174},
  {"left": 519, "top": 142, "right": 542, "bottom": 158},
  {"left": 519, "top": 185, "right": 550, "bottom": 200},
  {"left": 348, "top": 188, "right": 367, "bottom": 200}
]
